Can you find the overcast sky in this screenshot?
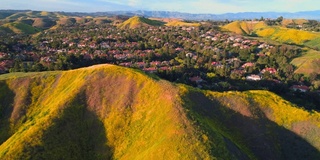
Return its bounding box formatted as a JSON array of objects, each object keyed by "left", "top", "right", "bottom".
[{"left": 1, "top": 0, "right": 319, "bottom": 14}]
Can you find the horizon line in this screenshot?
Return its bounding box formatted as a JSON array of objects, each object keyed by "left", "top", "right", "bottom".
[{"left": 1, "top": 9, "right": 320, "bottom": 15}]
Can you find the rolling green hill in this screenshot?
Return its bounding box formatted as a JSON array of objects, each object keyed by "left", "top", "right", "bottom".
[
  {"left": 0, "top": 64, "right": 319, "bottom": 159},
  {"left": 0, "top": 11, "right": 70, "bottom": 33},
  {"left": 5, "top": 12, "right": 29, "bottom": 20},
  {"left": 0, "top": 26, "right": 13, "bottom": 34},
  {"left": 2, "top": 22, "right": 40, "bottom": 34},
  {"left": 4, "top": 11, "right": 63, "bottom": 20},
  {"left": 17, "top": 19, "right": 35, "bottom": 25},
  {"left": 118, "top": 16, "right": 165, "bottom": 29},
  {"left": 0, "top": 12, "right": 16, "bottom": 19}
]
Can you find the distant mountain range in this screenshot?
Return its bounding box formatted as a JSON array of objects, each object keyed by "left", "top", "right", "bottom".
[{"left": 87, "top": 10, "right": 320, "bottom": 20}]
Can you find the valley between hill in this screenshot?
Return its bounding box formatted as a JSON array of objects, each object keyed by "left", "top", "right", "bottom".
[{"left": 0, "top": 64, "right": 319, "bottom": 159}]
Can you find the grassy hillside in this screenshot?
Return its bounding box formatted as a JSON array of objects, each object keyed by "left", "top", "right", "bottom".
[
  {"left": 222, "top": 21, "right": 246, "bottom": 34},
  {"left": 223, "top": 21, "right": 320, "bottom": 74},
  {"left": 0, "top": 65, "right": 217, "bottom": 159},
  {"left": 282, "top": 19, "right": 308, "bottom": 27},
  {"left": 0, "top": 64, "right": 319, "bottom": 159},
  {"left": 0, "top": 11, "right": 70, "bottom": 32},
  {"left": 118, "top": 16, "right": 165, "bottom": 29},
  {"left": 255, "top": 27, "right": 318, "bottom": 45},
  {"left": 182, "top": 87, "right": 320, "bottom": 159},
  {"left": 74, "top": 17, "right": 90, "bottom": 24},
  {"left": 0, "top": 11, "right": 111, "bottom": 32},
  {"left": 57, "top": 17, "right": 77, "bottom": 26},
  {"left": 17, "top": 19, "right": 34, "bottom": 25},
  {"left": 32, "top": 18, "right": 56, "bottom": 29},
  {"left": 119, "top": 16, "right": 199, "bottom": 29},
  {"left": 165, "top": 20, "right": 200, "bottom": 27},
  {"left": 0, "top": 26, "right": 13, "bottom": 34},
  {"left": 93, "top": 17, "right": 112, "bottom": 25},
  {"left": 2, "top": 22, "right": 40, "bottom": 34},
  {"left": 291, "top": 49, "right": 320, "bottom": 74},
  {"left": 222, "top": 21, "right": 267, "bottom": 35},
  {"left": 5, "top": 12, "right": 29, "bottom": 20},
  {"left": 223, "top": 21, "right": 320, "bottom": 49},
  {"left": 0, "top": 12, "right": 15, "bottom": 19},
  {"left": 5, "top": 11, "right": 61, "bottom": 20}
]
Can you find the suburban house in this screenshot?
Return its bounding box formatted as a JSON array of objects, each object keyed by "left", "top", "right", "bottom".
[
  {"left": 143, "top": 67, "right": 157, "bottom": 73},
  {"left": 290, "top": 85, "right": 310, "bottom": 92},
  {"left": 261, "top": 68, "right": 277, "bottom": 74},
  {"left": 242, "top": 62, "right": 255, "bottom": 68},
  {"left": 246, "top": 74, "right": 261, "bottom": 81},
  {"left": 189, "top": 76, "right": 203, "bottom": 84}
]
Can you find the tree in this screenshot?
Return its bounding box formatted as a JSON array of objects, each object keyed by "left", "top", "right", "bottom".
[
  {"left": 230, "top": 71, "right": 242, "bottom": 80},
  {"left": 293, "top": 73, "right": 303, "bottom": 82},
  {"left": 276, "top": 16, "right": 284, "bottom": 23},
  {"left": 216, "top": 52, "right": 221, "bottom": 61},
  {"left": 218, "top": 82, "right": 231, "bottom": 90},
  {"left": 185, "top": 56, "right": 191, "bottom": 68},
  {"left": 284, "top": 64, "right": 295, "bottom": 80},
  {"left": 239, "top": 49, "right": 249, "bottom": 61},
  {"left": 32, "top": 63, "right": 45, "bottom": 72},
  {"left": 11, "top": 60, "right": 21, "bottom": 72},
  {"left": 262, "top": 71, "right": 272, "bottom": 80},
  {"left": 249, "top": 53, "right": 256, "bottom": 62}
]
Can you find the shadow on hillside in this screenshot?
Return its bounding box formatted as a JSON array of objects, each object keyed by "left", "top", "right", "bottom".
[
  {"left": 26, "top": 91, "right": 114, "bottom": 160},
  {"left": 0, "top": 81, "right": 15, "bottom": 145},
  {"left": 206, "top": 79, "right": 320, "bottom": 111},
  {"left": 183, "top": 91, "right": 320, "bottom": 160}
]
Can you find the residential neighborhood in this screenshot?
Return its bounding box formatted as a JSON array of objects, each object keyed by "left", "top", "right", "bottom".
[{"left": 0, "top": 20, "right": 318, "bottom": 101}]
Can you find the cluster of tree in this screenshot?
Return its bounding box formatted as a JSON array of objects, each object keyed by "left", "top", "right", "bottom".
[
  {"left": 264, "top": 16, "right": 284, "bottom": 26},
  {"left": 287, "top": 20, "right": 320, "bottom": 32}
]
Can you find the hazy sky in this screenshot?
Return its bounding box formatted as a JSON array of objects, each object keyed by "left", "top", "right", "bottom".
[{"left": 1, "top": 0, "right": 319, "bottom": 14}]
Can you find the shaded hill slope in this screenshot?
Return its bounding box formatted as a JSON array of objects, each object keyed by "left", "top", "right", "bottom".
[
  {"left": 0, "top": 10, "right": 111, "bottom": 33},
  {"left": 2, "top": 11, "right": 65, "bottom": 20},
  {"left": 32, "top": 18, "right": 57, "bottom": 29},
  {"left": 0, "top": 64, "right": 319, "bottom": 159}
]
